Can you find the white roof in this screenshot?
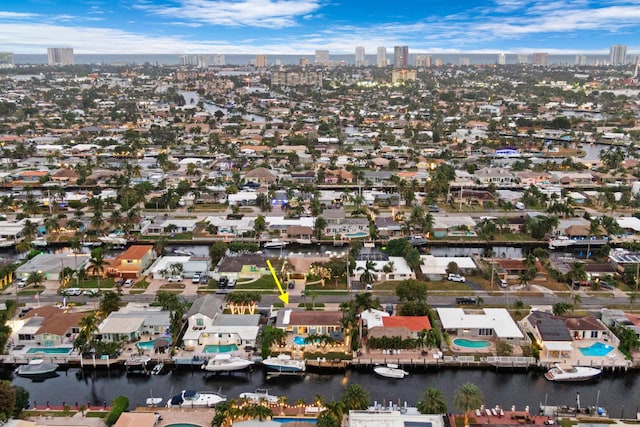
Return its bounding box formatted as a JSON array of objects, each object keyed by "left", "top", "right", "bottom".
[
  {"left": 354, "top": 257, "right": 412, "bottom": 277},
  {"left": 265, "top": 216, "right": 316, "bottom": 228},
  {"left": 433, "top": 216, "right": 476, "bottom": 229},
  {"left": 436, "top": 308, "right": 523, "bottom": 338},
  {"left": 420, "top": 255, "right": 477, "bottom": 275},
  {"left": 617, "top": 216, "right": 640, "bottom": 232},
  {"left": 98, "top": 316, "right": 145, "bottom": 334},
  {"left": 361, "top": 309, "right": 389, "bottom": 329},
  {"left": 147, "top": 256, "right": 191, "bottom": 273},
  {"left": 544, "top": 342, "right": 573, "bottom": 351}
]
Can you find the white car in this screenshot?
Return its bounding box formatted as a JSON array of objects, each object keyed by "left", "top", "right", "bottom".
[
  {"left": 192, "top": 274, "right": 200, "bottom": 284},
  {"left": 499, "top": 278, "right": 508, "bottom": 288},
  {"left": 447, "top": 273, "right": 466, "bottom": 283},
  {"left": 168, "top": 275, "right": 183, "bottom": 283},
  {"left": 124, "top": 279, "right": 134, "bottom": 288},
  {"left": 16, "top": 278, "right": 27, "bottom": 288}
]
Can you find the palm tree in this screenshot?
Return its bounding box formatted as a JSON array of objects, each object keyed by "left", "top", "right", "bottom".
[
  {"left": 26, "top": 271, "right": 45, "bottom": 288},
  {"left": 87, "top": 250, "right": 108, "bottom": 291},
  {"left": 586, "top": 218, "right": 603, "bottom": 260},
  {"left": 454, "top": 383, "right": 484, "bottom": 427},
  {"left": 250, "top": 404, "right": 273, "bottom": 421},
  {"left": 357, "top": 260, "right": 377, "bottom": 286},
  {"left": 417, "top": 388, "right": 448, "bottom": 414},
  {"left": 341, "top": 384, "right": 370, "bottom": 410}
]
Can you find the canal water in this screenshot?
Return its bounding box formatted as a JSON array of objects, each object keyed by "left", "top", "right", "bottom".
[{"left": 2, "top": 365, "right": 638, "bottom": 416}]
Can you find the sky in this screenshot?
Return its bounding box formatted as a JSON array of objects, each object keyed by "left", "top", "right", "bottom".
[{"left": 0, "top": 0, "right": 639, "bottom": 55}]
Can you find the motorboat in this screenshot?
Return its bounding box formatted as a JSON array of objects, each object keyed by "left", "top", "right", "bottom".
[
  {"left": 16, "top": 359, "right": 59, "bottom": 376},
  {"left": 125, "top": 355, "right": 151, "bottom": 370},
  {"left": 548, "top": 236, "right": 576, "bottom": 249},
  {"left": 261, "top": 353, "right": 306, "bottom": 372},
  {"left": 146, "top": 397, "right": 163, "bottom": 407},
  {"left": 294, "top": 238, "right": 313, "bottom": 245},
  {"left": 373, "top": 363, "right": 409, "bottom": 379},
  {"left": 32, "top": 236, "right": 48, "bottom": 247},
  {"left": 99, "top": 233, "right": 127, "bottom": 245},
  {"left": 202, "top": 353, "right": 254, "bottom": 372},
  {"left": 239, "top": 388, "right": 280, "bottom": 404},
  {"left": 167, "top": 389, "right": 227, "bottom": 408},
  {"left": 263, "top": 239, "right": 288, "bottom": 249},
  {"left": 544, "top": 363, "right": 601, "bottom": 382},
  {"left": 172, "top": 248, "right": 195, "bottom": 256},
  {"left": 549, "top": 236, "right": 609, "bottom": 250},
  {"left": 151, "top": 362, "right": 164, "bottom": 375},
  {"left": 407, "top": 235, "right": 429, "bottom": 246}
]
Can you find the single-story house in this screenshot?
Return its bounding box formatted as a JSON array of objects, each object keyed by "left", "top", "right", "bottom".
[{"left": 437, "top": 308, "right": 527, "bottom": 345}]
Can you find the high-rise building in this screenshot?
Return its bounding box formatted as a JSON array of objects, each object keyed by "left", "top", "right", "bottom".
[
  {"left": 0, "top": 52, "right": 14, "bottom": 68},
  {"left": 434, "top": 58, "right": 443, "bottom": 67},
  {"left": 391, "top": 69, "right": 417, "bottom": 83},
  {"left": 394, "top": 46, "right": 409, "bottom": 67},
  {"left": 300, "top": 58, "right": 310, "bottom": 67},
  {"left": 517, "top": 54, "right": 528, "bottom": 64},
  {"left": 47, "top": 47, "right": 74, "bottom": 66},
  {"left": 497, "top": 53, "right": 506, "bottom": 65},
  {"left": 315, "top": 50, "right": 330, "bottom": 65},
  {"left": 459, "top": 57, "right": 470, "bottom": 66},
  {"left": 179, "top": 55, "right": 209, "bottom": 68},
  {"left": 414, "top": 55, "right": 432, "bottom": 67},
  {"left": 255, "top": 55, "right": 268, "bottom": 68},
  {"left": 376, "top": 47, "right": 387, "bottom": 67},
  {"left": 355, "top": 47, "right": 366, "bottom": 67},
  {"left": 575, "top": 55, "right": 587, "bottom": 66},
  {"left": 610, "top": 44, "right": 627, "bottom": 66},
  {"left": 212, "top": 54, "right": 225, "bottom": 66},
  {"left": 532, "top": 52, "right": 548, "bottom": 65}
]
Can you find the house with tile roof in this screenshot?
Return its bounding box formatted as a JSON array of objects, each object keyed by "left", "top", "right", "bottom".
[
  {"left": 104, "top": 245, "right": 154, "bottom": 279},
  {"left": 16, "top": 306, "right": 86, "bottom": 347},
  {"left": 368, "top": 316, "right": 431, "bottom": 340},
  {"left": 275, "top": 309, "right": 344, "bottom": 337}
]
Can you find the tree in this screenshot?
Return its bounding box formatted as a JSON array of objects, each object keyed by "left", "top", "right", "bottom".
[
  {"left": 454, "top": 383, "right": 484, "bottom": 427},
  {"left": 552, "top": 302, "right": 573, "bottom": 316},
  {"left": 395, "top": 279, "right": 428, "bottom": 303},
  {"left": 25, "top": 271, "right": 45, "bottom": 288},
  {"left": 340, "top": 384, "right": 370, "bottom": 410},
  {"left": 417, "top": 388, "right": 448, "bottom": 414},
  {"left": 357, "top": 260, "right": 377, "bottom": 286},
  {"left": 209, "top": 241, "right": 228, "bottom": 266},
  {"left": 99, "top": 291, "right": 121, "bottom": 316},
  {"left": 87, "top": 249, "right": 108, "bottom": 291},
  {"left": 0, "top": 381, "right": 16, "bottom": 421}
]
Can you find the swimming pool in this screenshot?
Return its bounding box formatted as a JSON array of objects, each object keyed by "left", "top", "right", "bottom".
[
  {"left": 293, "top": 336, "right": 320, "bottom": 346},
  {"left": 203, "top": 344, "right": 239, "bottom": 353},
  {"left": 579, "top": 341, "right": 614, "bottom": 357},
  {"left": 274, "top": 417, "right": 317, "bottom": 424},
  {"left": 136, "top": 337, "right": 173, "bottom": 350},
  {"left": 344, "top": 231, "right": 368, "bottom": 238},
  {"left": 27, "top": 347, "right": 72, "bottom": 354},
  {"left": 165, "top": 424, "right": 203, "bottom": 427},
  {"left": 453, "top": 338, "right": 491, "bottom": 349}
]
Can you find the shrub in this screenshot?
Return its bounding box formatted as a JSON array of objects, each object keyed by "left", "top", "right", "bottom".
[{"left": 104, "top": 396, "right": 129, "bottom": 426}]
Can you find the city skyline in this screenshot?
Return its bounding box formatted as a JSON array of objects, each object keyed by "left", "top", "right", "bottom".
[{"left": 0, "top": 1, "right": 640, "bottom": 55}]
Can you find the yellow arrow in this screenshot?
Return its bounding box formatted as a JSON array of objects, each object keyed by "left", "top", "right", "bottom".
[{"left": 266, "top": 259, "right": 289, "bottom": 305}]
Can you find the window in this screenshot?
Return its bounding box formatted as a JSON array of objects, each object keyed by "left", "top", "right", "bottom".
[
  {"left": 196, "top": 318, "right": 204, "bottom": 327},
  {"left": 591, "top": 331, "right": 598, "bottom": 338}
]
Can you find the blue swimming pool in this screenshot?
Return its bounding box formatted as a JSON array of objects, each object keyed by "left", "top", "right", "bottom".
[
  {"left": 136, "top": 337, "right": 172, "bottom": 350},
  {"left": 344, "top": 231, "right": 368, "bottom": 238},
  {"left": 27, "top": 347, "right": 72, "bottom": 354},
  {"left": 203, "top": 344, "right": 239, "bottom": 353},
  {"left": 453, "top": 338, "right": 491, "bottom": 349},
  {"left": 274, "top": 417, "right": 317, "bottom": 424},
  {"left": 293, "top": 336, "right": 320, "bottom": 346},
  {"left": 579, "top": 341, "right": 614, "bottom": 357}
]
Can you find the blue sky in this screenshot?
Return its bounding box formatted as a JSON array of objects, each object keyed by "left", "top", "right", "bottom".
[{"left": 0, "top": 0, "right": 639, "bottom": 54}]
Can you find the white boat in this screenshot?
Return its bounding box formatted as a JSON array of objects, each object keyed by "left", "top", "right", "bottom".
[
  {"left": 261, "top": 353, "right": 306, "bottom": 372},
  {"left": 32, "top": 236, "right": 48, "bottom": 247},
  {"left": 16, "top": 359, "right": 59, "bottom": 376},
  {"left": 202, "top": 353, "right": 254, "bottom": 372},
  {"left": 0, "top": 238, "right": 16, "bottom": 248},
  {"left": 548, "top": 236, "right": 576, "bottom": 249},
  {"left": 125, "top": 355, "right": 151, "bottom": 367},
  {"left": 99, "top": 233, "right": 127, "bottom": 245},
  {"left": 294, "top": 238, "right": 313, "bottom": 245},
  {"left": 167, "top": 390, "right": 227, "bottom": 408},
  {"left": 549, "top": 236, "right": 609, "bottom": 250},
  {"left": 151, "top": 362, "right": 164, "bottom": 375},
  {"left": 544, "top": 363, "right": 601, "bottom": 382},
  {"left": 146, "top": 397, "right": 163, "bottom": 407},
  {"left": 239, "top": 388, "right": 280, "bottom": 404},
  {"left": 173, "top": 248, "right": 195, "bottom": 256},
  {"left": 373, "top": 363, "right": 409, "bottom": 379},
  {"left": 263, "top": 239, "right": 288, "bottom": 249}
]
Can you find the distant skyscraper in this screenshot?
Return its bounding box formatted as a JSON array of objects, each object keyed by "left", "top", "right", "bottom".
[
  {"left": 532, "top": 52, "right": 548, "bottom": 65},
  {"left": 47, "top": 47, "right": 74, "bottom": 66},
  {"left": 459, "top": 57, "right": 470, "bottom": 66},
  {"left": 212, "top": 54, "right": 225, "bottom": 66},
  {"left": 376, "top": 47, "right": 387, "bottom": 67},
  {"left": 179, "top": 55, "right": 209, "bottom": 68},
  {"left": 497, "top": 53, "right": 506, "bottom": 65},
  {"left": 610, "top": 44, "right": 627, "bottom": 65},
  {"left": 0, "top": 52, "right": 14, "bottom": 68},
  {"left": 414, "top": 55, "right": 432, "bottom": 67},
  {"left": 575, "top": 55, "right": 587, "bottom": 66},
  {"left": 517, "top": 54, "right": 528, "bottom": 64},
  {"left": 394, "top": 46, "right": 409, "bottom": 67},
  {"left": 434, "top": 58, "right": 443, "bottom": 67},
  {"left": 300, "top": 58, "right": 309, "bottom": 67},
  {"left": 355, "top": 47, "right": 366, "bottom": 67},
  {"left": 315, "top": 50, "right": 330, "bottom": 65},
  {"left": 255, "top": 55, "right": 268, "bottom": 68}
]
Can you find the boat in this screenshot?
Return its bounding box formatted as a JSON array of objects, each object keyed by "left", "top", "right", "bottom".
[
  {"left": 173, "top": 248, "right": 195, "bottom": 256},
  {"left": 125, "top": 355, "right": 151, "bottom": 370},
  {"left": 407, "top": 235, "right": 429, "bottom": 246},
  {"left": 202, "top": 353, "right": 254, "bottom": 372},
  {"left": 151, "top": 362, "right": 164, "bottom": 375},
  {"left": 294, "top": 238, "right": 313, "bottom": 245},
  {"left": 373, "top": 363, "right": 409, "bottom": 379},
  {"left": 263, "top": 239, "right": 288, "bottom": 249},
  {"left": 99, "top": 233, "right": 127, "bottom": 245},
  {"left": 548, "top": 236, "right": 576, "bottom": 249},
  {"left": 167, "top": 389, "right": 227, "bottom": 408},
  {"left": 544, "top": 363, "right": 601, "bottom": 382},
  {"left": 239, "top": 388, "right": 280, "bottom": 404},
  {"left": 146, "top": 389, "right": 163, "bottom": 407},
  {"left": 261, "top": 353, "right": 306, "bottom": 372},
  {"left": 32, "top": 236, "right": 48, "bottom": 247},
  {"left": 16, "top": 359, "right": 59, "bottom": 376},
  {"left": 549, "top": 236, "right": 609, "bottom": 250}
]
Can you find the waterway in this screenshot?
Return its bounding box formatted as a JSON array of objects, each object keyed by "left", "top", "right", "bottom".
[{"left": 2, "top": 365, "right": 638, "bottom": 417}]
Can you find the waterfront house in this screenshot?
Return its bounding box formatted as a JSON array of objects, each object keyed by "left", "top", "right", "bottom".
[
  {"left": 368, "top": 316, "right": 431, "bottom": 341},
  {"left": 348, "top": 408, "right": 445, "bottom": 427},
  {"left": 15, "top": 252, "right": 90, "bottom": 281},
  {"left": 432, "top": 216, "right": 477, "bottom": 238},
  {"left": 275, "top": 309, "right": 344, "bottom": 337},
  {"left": 147, "top": 255, "right": 210, "bottom": 280},
  {"left": 601, "top": 308, "right": 640, "bottom": 338},
  {"left": 98, "top": 306, "right": 171, "bottom": 343},
  {"left": 419, "top": 255, "right": 478, "bottom": 281},
  {"left": 353, "top": 257, "right": 415, "bottom": 282},
  {"left": 437, "top": 308, "right": 527, "bottom": 345},
  {"left": 104, "top": 245, "right": 154, "bottom": 279},
  {"left": 564, "top": 316, "right": 612, "bottom": 342},
  {"left": 15, "top": 306, "right": 85, "bottom": 347},
  {"left": 245, "top": 167, "right": 277, "bottom": 186},
  {"left": 140, "top": 218, "right": 198, "bottom": 236},
  {"left": 520, "top": 310, "right": 573, "bottom": 360},
  {"left": 474, "top": 167, "right": 517, "bottom": 186},
  {"left": 448, "top": 189, "right": 497, "bottom": 208}
]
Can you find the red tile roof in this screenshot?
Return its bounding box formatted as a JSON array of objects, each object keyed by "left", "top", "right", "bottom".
[{"left": 382, "top": 316, "right": 431, "bottom": 331}]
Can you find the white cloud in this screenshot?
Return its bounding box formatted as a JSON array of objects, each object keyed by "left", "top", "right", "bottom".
[
  {"left": 0, "top": 11, "right": 39, "bottom": 19},
  {"left": 135, "top": 0, "right": 323, "bottom": 28}
]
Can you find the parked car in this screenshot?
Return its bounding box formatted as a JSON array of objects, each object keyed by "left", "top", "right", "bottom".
[
  {"left": 82, "top": 289, "right": 101, "bottom": 297},
  {"left": 499, "top": 278, "right": 508, "bottom": 288},
  {"left": 18, "top": 307, "right": 33, "bottom": 318},
  {"left": 16, "top": 278, "right": 27, "bottom": 288},
  {"left": 599, "top": 280, "right": 613, "bottom": 290},
  {"left": 115, "top": 278, "right": 125, "bottom": 287},
  {"left": 287, "top": 281, "right": 295, "bottom": 289},
  {"left": 124, "top": 279, "right": 134, "bottom": 288},
  {"left": 218, "top": 276, "right": 229, "bottom": 288},
  {"left": 448, "top": 273, "right": 466, "bottom": 283},
  {"left": 227, "top": 278, "right": 237, "bottom": 288},
  {"left": 199, "top": 275, "right": 209, "bottom": 284},
  {"left": 428, "top": 204, "right": 440, "bottom": 212},
  {"left": 62, "top": 288, "right": 81, "bottom": 296},
  {"left": 168, "top": 276, "right": 183, "bottom": 283},
  {"left": 192, "top": 274, "right": 201, "bottom": 284}
]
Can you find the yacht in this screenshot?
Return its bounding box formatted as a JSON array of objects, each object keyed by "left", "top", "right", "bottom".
[
  {"left": 548, "top": 236, "right": 576, "bottom": 249},
  {"left": 261, "top": 353, "right": 306, "bottom": 372},
  {"left": 172, "top": 248, "right": 195, "bottom": 256},
  {"left": 544, "top": 363, "right": 601, "bottom": 382},
  {"left": 16, "top": 359, "right": 59, "bottom": 376},
  {"left": 167, "top": 390, "right": 227, "bottom": 408},
  {"left": 32, "top": 236, "right": 48, "bottom": 247},
  {"left": 239, "top": 389, "right": 280, "bottom": 404},
  {"left": 263, "top": 239, "right": 288, "bottom": 249},
  {"left": 98, "top": 233, "right": 127, "bottom": 245},
  {"left": 373, "top": 363, "right": 409, "bottom": 379},
  {"left": 202, "top": 353, "right": 254, "bottom": 373}
]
